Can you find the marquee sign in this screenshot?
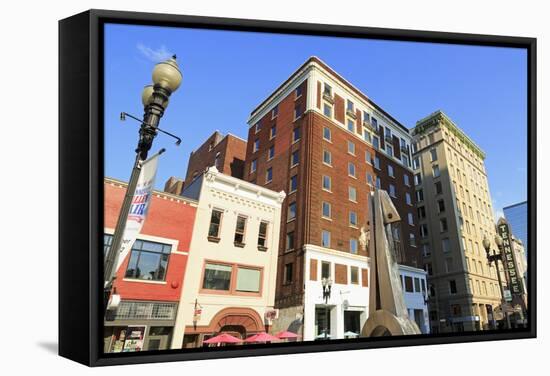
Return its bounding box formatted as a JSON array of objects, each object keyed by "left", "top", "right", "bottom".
[{"left": 497, "top": 218, "right": 524, "bottom": 296}]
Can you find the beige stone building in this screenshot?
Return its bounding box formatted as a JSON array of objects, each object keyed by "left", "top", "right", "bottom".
[{"left": 411, "top": 110, "right": 502, "bottom": 333}]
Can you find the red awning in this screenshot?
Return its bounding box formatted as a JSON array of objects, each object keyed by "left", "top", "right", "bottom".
[{"left": 275, "top": 331, "right": 299, "bottom": 339}]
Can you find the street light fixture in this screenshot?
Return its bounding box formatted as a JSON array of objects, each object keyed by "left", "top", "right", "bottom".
[
  {"left": 103, "top": 55, "right": 183, "bottom": 315},
  {"left": 482, "top": 234, "right": 510, "bottom": 329},
  {"left": 321, "top": 277, "right": 332, "bottom": 339}
]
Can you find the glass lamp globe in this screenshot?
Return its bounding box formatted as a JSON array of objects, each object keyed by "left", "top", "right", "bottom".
[
  {"left": 495, "top": 234, "right": 504, "bottom": 247},
  {"left": 152, "top": 55, "right": 182, "bottom": 93},
  {"left": 141, "top": 85, "right": 154, "bottom": 107},
  {"left": 482, "top": 236, "right": 491, "bottom": 251}
]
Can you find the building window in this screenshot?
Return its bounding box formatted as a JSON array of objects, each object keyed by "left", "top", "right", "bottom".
[
  {"left": 349, "top": 211, "right": 358, "bottom": 227},
  {"left": 323, "top": 83, "right": 332, "bottom": 96},
  {"left": 414, "top": 173, "right": 422, "bottom": 185},
  {"left": 258, "top": 221, "right": 268, "bottom": 249},
  {"left": 435, "top": 181, "right": 442, "bottom": 195},
  {"left": 323, "top": 126, "right": 331, "bottom": 141},
  {"left": 367, "top": 173, "right": 374, "bottom": 186},
  {"left": 271, "top": 105, "right": 279, "bottom": 119},
  {"left": 295, "top": 85, "right": 303, "bottom": 98},
  {"left": 440, "top": 218, "right": 448, "bottom": 232},
  {"left": 236, "top": 267, "right": 261, "bottom": 293},
  {"left": 321, "top": 261, "right": 331, "bottom": 279},
  {"left": 266, "top": 167, "right": 273, "bottom": 183},
  {"left": 202, "top": 263, "right": 232, "bottom": 291},
  {"left": 350, "top": 238, "right": 358, "bottom": 254},
  {"left": 347, "top": 141, "right": 355, "bottom": 155},
  {"left": 401, "top": 154, "right": 410, "bottom": 167},
  {"left": 347, "top": 119, "right": 355, "bottom": 133},
  {"left": 365, "top": 152, "right": 373, "bottom": 165},
  {"left": 408, "top": 213, "right": 414, "bottom": 226},
  {"left": 404, "top": 174, "right": 410, "bottom": 186},
  {"left": 288, "top": 202, "right": 297, "bottom": 221},
  {"left": 430, "top": 148, "right": 438, "bottom": 161},
  {"left": 442, "top": 238, "right": 450, "bottom": 253},
  {"left": 371, "top": 117, "right": 378, "bottom": 130},
  {"left": 376, "top": 176, "right": 382, "bottom": 189},
  {"left": 349, "top": 186, "right": 357, "bottom": 202},
  {"left": 406, "top": 192, "right": 412, "bottom": 205},
  {"left": 284, "top": 263, "right": 293, "bottom": 284},
  {"left": 323, "top": 149, "right": 332, "bottom": 166},
  {"left": 413, "top": 157, "right": 420, "bottom": 170},
  {"left": 363, "top": 130, "right": 371, "bottom": 143},
  {"left": 270, "top": 125, "right": 277, "bottom": 139},
  {"left": 290, "top": 175, "right": 298, "bottom": 193},
  {"left": 422, "top": 244, "right": 430, "bottom": 257},
  {"left": 291, "top": 150, "right": 300, "bottom": 167},
  {"left": 416, "top": 189, "right": 424, "bottom": 202},
  {"left": 386, "top": 144, "right": 394, "bottom": 157},
  {"left": 253, "top": 139, "right": 260, "bottom": 153},
  {"left": 322, "top": 230, "right": 331, "bottom": 247},
  {"left": 438, "top": 199, "right": 445, "bottom": 213},
  {"left": 292, "top": 127, "right": 301, "bottom": 143},
  {"left": 347, "top": 99, "right": 354, "bottom": 112},
  {"left": 373, "top": 136, "right": 380, "bottom": 149},
  {"left": 268, "top": 145, "right": 275, "bottom": 160},
  {"left": 432, "top": 164, "right": 440, "bottom": 178},
  {"left": 414, "top": 278, "right": 421, "bottom": 292},
  {"left": 404, "top": 276, "right": 414, "bottom": 292},
  {"left": 409, "top": 233, "right": 416, "bottom": 247},
  {"left": 449, "top": 280, "right": 457, "bottom": 294},
  {"left": 374, "top": 156, "right": 381, "bottom": 170},
  {"left": 125, "top": 239, "right": 172, "bottom": 281},
  {"left": 322, "top": 201, "right": 331, "bottom": 218},
  {"left": 389, "top": 184, "right": 396, "bottom": 198},
  {"left": 255, "top": 123, "right": 261, "bottom": 134},
  {"left": 322, "top": 175, "right": 332, "bottom": 191},
  {"left": 350, "top": 266, "right": 359, "bottom": 284},
  {"left": 286, "top": 231, "right": 295, "bottom": 251},
  {"left": 348, "top": 162, "right": 356, "bottom": 177},
  {"left": 250, "top": 159, "right": 257, "bottom": 174},
  {"left": 104, "top": 234, "right": 113, "bottom": 256},
  {"left": 208, "top": 209, "right": 223, "bottom": 239},
  {"left": 417, "top": 206, "right": 426, "bottom": 219},
  {"left": 388, "top": 164, "right": 394, "bottom": 177},
  {"left": 234, "top": 215, "right": 247, "bottom": 245},
  {"left": 323, "top": 103, "right": 333, "bottom": 118},
  {"left": 420, "top": 224, "right": 429, "bottom": 238},
  {"left": 294, "top": 104, "right": 303, "bottom": 120},
  {"left": 363, "top": 111, "right": 370, "bottom": 123}
]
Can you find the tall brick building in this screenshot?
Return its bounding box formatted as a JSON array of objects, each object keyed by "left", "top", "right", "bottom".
[
  {"left": 242, "top": 57, "right": 421, "bottom": 339},
  {"left": 184, "top": 131, "right": 247, "bottom": 184}
]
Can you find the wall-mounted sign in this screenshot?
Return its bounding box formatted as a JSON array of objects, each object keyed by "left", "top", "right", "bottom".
[{"left": 497, "top": 218, "right": 524, "bottom": 296}]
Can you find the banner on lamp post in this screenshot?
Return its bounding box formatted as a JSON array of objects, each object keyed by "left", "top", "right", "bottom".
[{"left": 115, "top": 154, "right": 160, "bottom": 271}]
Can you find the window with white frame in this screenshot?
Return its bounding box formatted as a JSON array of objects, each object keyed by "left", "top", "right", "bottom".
[
  {"left": 407, "top": 212, "right": 414, "bottom": 226},
  {"left": 322, "top": 230, "right": 331, "bottom": 248},
  {"left": 350, "top": 238, "right": 358, "bottom": 254},
  {"left": 349, "top": 186, "right": 357, "bottom": 201},
  {"left": 322, "top": 175, "right": 332, "bottom": 191},
  {"left": 349, "top": 211, "right": 358, "bottom": 227},
  {"left": 323, "top": 149, "right": 332, "bottom": 166},
  {"left": 348, "top": 140, "right": 355, "bottom": 155},
  {"left": 388, "top": 164, "right": 394, "bottom": 177},
  {"left": 389, "top": 184, "right": 396, "bottom": 197},
  {"left": 322, "top": 201, "right": 331, "bottom": 218},
  {"left": 348, "top": 162, "right": 356, "bottom": 178},
  {"left": 323, "top": 126, "right": 331, "bottom": 141}
]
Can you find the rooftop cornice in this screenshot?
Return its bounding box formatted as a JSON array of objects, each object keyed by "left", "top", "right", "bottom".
[
  {"left": 104, "top": 177, "right": 198, "bottom": 206},
  {"left": 412, "top": 110, "right": 486, "bottom": 160}
]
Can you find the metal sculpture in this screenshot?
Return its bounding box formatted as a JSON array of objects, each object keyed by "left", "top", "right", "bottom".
[{"left": 361, "top": 189, "right": 421, "bottom": 336}]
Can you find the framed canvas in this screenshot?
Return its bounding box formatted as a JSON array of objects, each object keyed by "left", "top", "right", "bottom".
[{"left": 59, "top": 9, "right": 536, "bottom": 366}]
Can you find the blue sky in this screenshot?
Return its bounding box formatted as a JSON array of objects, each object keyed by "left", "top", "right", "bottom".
[{"left": 104, "top": 23, "right": 527, "bottom": 218}]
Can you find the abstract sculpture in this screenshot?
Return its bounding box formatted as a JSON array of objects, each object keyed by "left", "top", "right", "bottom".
[{"left": 361, "top": 189, "right": 421, "bottom": 336}]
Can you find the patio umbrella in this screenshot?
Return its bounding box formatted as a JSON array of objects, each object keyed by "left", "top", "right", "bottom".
[
  {"left": 203, "top": 333, "right": 242, "bottom": 344},
  {"left": 275, "top": 331, "right": 299, "bottom": 340},
  {"left": 244, "top": 332, "right": 279, "bottom": 343}
]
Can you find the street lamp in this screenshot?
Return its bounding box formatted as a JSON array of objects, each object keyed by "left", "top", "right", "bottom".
[
  {"left": 482, "top": 234, "right": 511, "bottom": 329},
  {"left": 321, "top": 277, "right": 332, "bottom": 339},
  {"left": 103, "top": 55, "right": 183, "bottom": 314}
]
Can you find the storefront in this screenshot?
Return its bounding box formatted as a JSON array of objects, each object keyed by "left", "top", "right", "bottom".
[{"left": 103, "top": 300, "right": 178, "bottom": 352}]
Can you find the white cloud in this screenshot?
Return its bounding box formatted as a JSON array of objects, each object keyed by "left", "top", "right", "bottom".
[{"left": 136, "top": 43, "right": 172, "bottom": 62}]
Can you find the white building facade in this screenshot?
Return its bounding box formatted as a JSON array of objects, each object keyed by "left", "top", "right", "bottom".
[
  {"left": 398, "top": 264, "right": 430, "bottom": 334},
  {"left": 170, "top": 167, "right": 285, "bottom": 348}
]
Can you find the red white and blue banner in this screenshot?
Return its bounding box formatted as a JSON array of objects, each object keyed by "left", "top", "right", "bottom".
[{"left": 115, "top": 154, "right": 159, "bottom": 271}]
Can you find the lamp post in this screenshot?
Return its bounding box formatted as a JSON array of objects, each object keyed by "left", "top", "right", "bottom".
[
  {"left": 482, "top": 234, "right": 511, "bottom": 329},
  {"left": 321, "top": 277, "right": 332, "bottom": 339},
  {"left": 103, "top": 56, "right": 183, "bottom": 315}
]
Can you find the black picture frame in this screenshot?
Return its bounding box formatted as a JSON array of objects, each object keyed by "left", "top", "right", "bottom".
[{"left": 59, "top": 9, "right": 537, "bottom": 367}]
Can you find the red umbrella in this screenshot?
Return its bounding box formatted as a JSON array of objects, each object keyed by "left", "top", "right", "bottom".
[
  {"left": 244, "top": 332, "right": 279, "bottom": 343},
  {"left": 275, "top": 331, "right": 299, "bottom": 339},
  {"left": 203, "top": 333, "right": 242, "bottom": 344}
]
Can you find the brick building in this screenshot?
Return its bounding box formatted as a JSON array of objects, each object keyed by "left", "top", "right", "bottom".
[
  {"left": 103, "top": 177, "right": 198, "bottom": 352},
  {"left": 164, "top": 176, "right": 185, "bottom": 195},
  {"left": 184, "top": 131, "right": 247, "bottom": 184},
  {"left": 242, "top": 57, "right": 421, "bottom": 339}
]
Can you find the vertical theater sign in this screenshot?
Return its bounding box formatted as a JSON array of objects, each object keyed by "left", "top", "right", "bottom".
[{"left": 497, "top": 218, "right": 527, "bottom": 324}]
